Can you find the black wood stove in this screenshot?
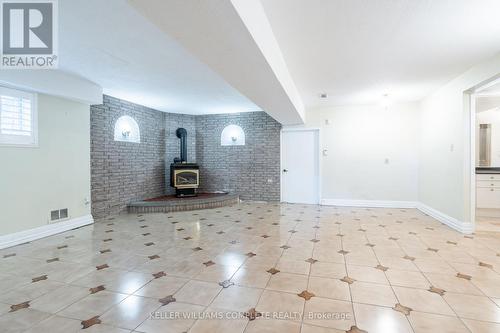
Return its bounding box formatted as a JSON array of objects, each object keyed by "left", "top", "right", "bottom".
[{"left": 170, "top": 128, "right": 199, "bottom": 197}]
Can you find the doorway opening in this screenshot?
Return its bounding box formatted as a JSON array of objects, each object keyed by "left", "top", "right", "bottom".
[{"left": 470, "top": 77, "right": 500, "bottom": 234}]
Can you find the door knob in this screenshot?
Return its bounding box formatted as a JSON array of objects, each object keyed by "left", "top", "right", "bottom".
[{"left": 283, "top": 169, "right": 288, "bottom": 172}]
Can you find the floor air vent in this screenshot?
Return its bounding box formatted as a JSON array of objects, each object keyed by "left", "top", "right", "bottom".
[{"left": 50, "top": 208, "right": 69, "bottom": 222}]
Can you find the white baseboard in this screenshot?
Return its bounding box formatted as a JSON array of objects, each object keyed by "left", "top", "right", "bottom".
[
  {"left": 0, "top": 214, "right": 94, "bottom": 250},
  {"left": 416, "top": 203, "right": 473, "bottom": 234},
  {"left": 321, "top": 199, "right": 418, "bottom": 209},
  {"left": 320, "top": 199, "right": 473, "bottom": 234}
]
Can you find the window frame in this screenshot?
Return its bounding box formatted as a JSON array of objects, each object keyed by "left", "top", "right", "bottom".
[{"left": 0, "top": 86, "right": 38, "bottom": 147}]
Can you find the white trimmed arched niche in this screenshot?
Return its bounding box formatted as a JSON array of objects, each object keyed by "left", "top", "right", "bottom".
[
  {"left": 221, "top": 124, "right": 245, "bottom": 146},
  {"left": 114, "top": 115, "right": 140, "bottom": 143}
]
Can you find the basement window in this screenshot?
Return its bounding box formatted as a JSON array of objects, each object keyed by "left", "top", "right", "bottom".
[
  {"left": 114, "top": 115, "right": 140, "bottom": 143},
  {"left": 0, "top": 86, "right": 38, "bottom": 147}
]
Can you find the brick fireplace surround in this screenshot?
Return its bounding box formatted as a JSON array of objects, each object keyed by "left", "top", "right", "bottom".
[{"left": 90, "top": 95, "right": 281, "bottom": 219}]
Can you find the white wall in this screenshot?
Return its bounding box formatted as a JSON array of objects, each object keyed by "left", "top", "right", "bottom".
[
  {"left": 294, "top": 102, "right": 420, "bottom": 203},
  {"left": 0, "top": 94, "right": 91, "bottom": 236},
  {"left": 419, "top": 53, "right": 500, "bottom": 228}
]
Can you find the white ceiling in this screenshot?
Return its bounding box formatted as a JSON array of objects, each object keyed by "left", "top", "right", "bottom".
[
  {"left": 129, "top": 0, "right": 305, "bottom": 124},
  {"left": 261, "top": 0, "right": 500, "bottom": 108},
  {"left": 58, "top": 0, "right": 260, "bottom": 114}
]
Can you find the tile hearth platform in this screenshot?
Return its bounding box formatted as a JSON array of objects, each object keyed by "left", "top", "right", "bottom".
[
  {"left": 128, "top": 192, "right": 239, "bottom": 214},
  {"left": 1, "top": 202, "right": 500, "bottom": 332}
]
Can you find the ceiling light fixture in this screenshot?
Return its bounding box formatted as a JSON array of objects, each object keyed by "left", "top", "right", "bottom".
[{"left": 380, "top": 94, "right": 392, "bottom": 109}]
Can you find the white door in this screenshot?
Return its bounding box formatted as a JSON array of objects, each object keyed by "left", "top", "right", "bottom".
[{"left": 281, "top": 129, "right": 319, "bottom": 204}]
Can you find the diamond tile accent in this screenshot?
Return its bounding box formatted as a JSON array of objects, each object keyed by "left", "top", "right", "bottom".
[
  {"left": 32, "top": 275, "right": 47, "bottom": 283},
  {"left": 478, "top": 262, "right": 493, "bottom": 269},
  {"left": 159, "top": 295, "right": 176, "bottom": 306},
  {"left": 10, "top": 301, "right": 30, "bottom": 312},
  {"left": 152, "top": 271, "right": 166, "bottom": 279},
  {"left": 456, "top": 273, "right": 472, "bottom": 280},
  {"left": 346, "top": 326, "right": 368, "bottom": 333},
  {"left": 89, "top": 285, "right": 106, "bottom": 294},
  {"left": 428, "top": 286, "right": 446, "bottom": 296},
  {"left": 81, "top": 316, "right": 101, "bottom": 329},
  {"left": 393, "top": 303, "right": 412, "bottom": 315},
  {"left": 218, "top": 280, "right": 234, "bottom": 288},
  {"left": 341, "top": 276, "right": 356, "bottom": 284},
  {"left": 267, "top": 268, "right": 280, "bottom": 275},
  {"left": 298, "top": 290, "right": 315, "bottom": 300},
  {"left": 244, "top": 308, "right": 262, "bottom": 321}
]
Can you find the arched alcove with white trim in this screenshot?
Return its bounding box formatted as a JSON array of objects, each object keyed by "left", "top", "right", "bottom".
[
  {"left": 221, "top": 124, "right": 245, "bottom": 146},
  {"left": 114, "top": 115, "right": 140, "bottom": 143}
]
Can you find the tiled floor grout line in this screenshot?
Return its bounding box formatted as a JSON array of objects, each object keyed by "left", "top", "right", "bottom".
[
  {"left": 365, "top": 209, "right": 418, "bottom": 333},
  {"left": 408, "top": 215, "right": 500, "bottom": 332},
  {"left": 265, "top": 210, "right": 303, "bottom": 330},
  {"left": 131, "top": 210, "right": 242, "bottom": 333},
  {"left": 300, "top": 206, "right": 321, "bottom": 333},
  {"left": 384, "top": 209, "right": 474, "bottom": 333},
  {"left": 339, "top": 208, "right": 358, "bottom": 329},
  {"left": 175, "top": 206, "right": 299, "bottom": 332},
  {"left": 2, "top": 203, "right": 500, "bottom": 333}
]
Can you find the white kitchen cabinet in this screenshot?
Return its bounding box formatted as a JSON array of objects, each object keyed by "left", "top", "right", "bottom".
[{"left": 477, "top": 174, "right": 500, "bottom": 208}]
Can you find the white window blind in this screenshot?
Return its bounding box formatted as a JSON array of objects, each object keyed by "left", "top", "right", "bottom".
[{"left": 0, "top": 87, "right": 37, "bottom": 146}]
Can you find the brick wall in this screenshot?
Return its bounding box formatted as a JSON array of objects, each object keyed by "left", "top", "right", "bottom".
[
  {"left": 196, "top": 112, "right": 282, "bottom": 201},
  {"left": 91, "top": 96, "right": 281, "bottom": 218},
  {"left": 90, "top": 95, "right": 166, "bottom": 218}
]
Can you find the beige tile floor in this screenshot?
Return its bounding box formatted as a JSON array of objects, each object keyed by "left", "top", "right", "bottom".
[
  {"left": 1, "top": 202, "right": 500, "bottom": 332},
  {"left": 476, "top": 209, "right": 500, "bottom": 235}
]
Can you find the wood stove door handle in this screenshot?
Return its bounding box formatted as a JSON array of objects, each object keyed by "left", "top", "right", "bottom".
[{"left": 282, "top": 169, "right": 288, "bottom": 173}]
